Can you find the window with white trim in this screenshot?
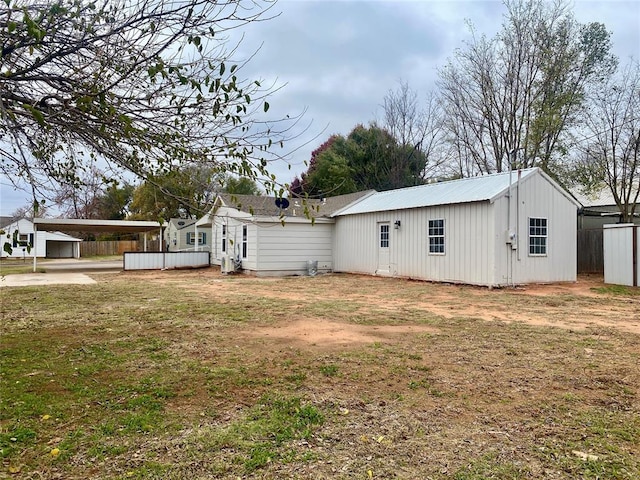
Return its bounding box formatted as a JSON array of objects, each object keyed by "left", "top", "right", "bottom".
[
  {"left": 221, "top": 224, "right": 226, "bottom": 253},
  {"left": 187, "top": 232, "right": 206, "bottom": 245},
  {"left": 428, "top": 219, "right": 445, "bottom": 254},
  {"left": 529, "top": 217, "right": 547, "bottom": 256},
  {"left": 242, "top": 225, "right": 248, "bottom": 259}
]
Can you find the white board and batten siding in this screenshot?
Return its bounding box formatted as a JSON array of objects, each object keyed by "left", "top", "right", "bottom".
[
  {"left": 334, "top": 202, "right": 495, "bottom": 285},
  {"left": 334, "top": 168, "right": 579, "bottom": 287},
  {"left": 210, "top": 216, "right": 255, "bottom": 267},
  {"left": 603, "top": 224, "right": 639, "bottom": 286},
  {"left": 255, "top": 219, "right": 333, "bottom": 276},
  {"left": 492, "top": 172, "right": 577, "bottom": 285}
]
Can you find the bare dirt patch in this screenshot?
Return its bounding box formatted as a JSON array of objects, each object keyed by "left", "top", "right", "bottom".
[
  {"left": 245, "top": 318, "right": 439, "bottom": 349},
  {"left": 134, "top": 269, "right": 640, "bottom": 336}
]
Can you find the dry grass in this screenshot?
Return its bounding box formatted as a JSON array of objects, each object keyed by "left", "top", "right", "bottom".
[{"left": 1, "top": 270, "right": 638, "bottom": 479}]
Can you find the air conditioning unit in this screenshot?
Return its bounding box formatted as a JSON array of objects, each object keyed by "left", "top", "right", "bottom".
[{"left": 221, "top": 255, "right": 235, "bottom": 274}]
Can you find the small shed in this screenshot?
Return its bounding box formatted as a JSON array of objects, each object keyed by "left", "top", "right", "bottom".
[
  {"left": 332, "top": 168, "right": 580, "bottom": 287},
  {"left": 603, "top": 224, "right": 639, "bottom": 287},
  {"left": 196, "top": 191, "right": 373, "bottom": 276},
  {"left": 1, "top": 218, "right": 81, "bottom": 259},
  {"left": 164, "top": 218, "right": 210, "bottom": 252}
]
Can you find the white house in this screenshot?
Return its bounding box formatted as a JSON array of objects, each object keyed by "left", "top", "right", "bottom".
[
  {"left": 331, "top": 168, "right": 580, "bottom": 287},
  {"left": 196, "top": 191, "right": 373, "bottom": 276},
  {"left": 164, "top": 218, "right": 210, "bottom": 252},
  {"left": 1, "top": 218, "right": 82, "bottom": 259}
]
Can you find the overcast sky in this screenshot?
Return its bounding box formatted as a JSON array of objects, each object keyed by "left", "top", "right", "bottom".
[{"left": 1, "top": 0, "right": 639, "bottom": 216}]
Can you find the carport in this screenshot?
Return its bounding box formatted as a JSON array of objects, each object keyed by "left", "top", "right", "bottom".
[{"left": 32, "top": 218, "right": 164, "bottom": 272}]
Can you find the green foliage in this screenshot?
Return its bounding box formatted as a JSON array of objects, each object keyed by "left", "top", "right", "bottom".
[
  {"left": 129, "top": 167, "right": 221, "bottom": 220},
  {"left": 223, "top": 176, "right": 262, "bottom": 196},
  {"left": 129, "top": 168, "right": 260, "bottom": 220},
  {"left": 293, "top": 124, "right": 428, "bottom": 196},
  {"left": 1, "top": 0, "right": 289, "bottom": 210}
]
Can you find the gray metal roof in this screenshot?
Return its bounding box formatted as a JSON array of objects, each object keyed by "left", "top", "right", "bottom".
[
  {"left": 334, "top": 168, "right": 541, "bottom": 216},
  {"left": 217, "top": 190, "right": 375, "bottom": 218}
]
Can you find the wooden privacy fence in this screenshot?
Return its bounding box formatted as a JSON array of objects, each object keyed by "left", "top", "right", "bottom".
[
  {"left": 577, "top": 229, "right": 603, "bottom": 274},
  {"left": 80, "top": 240, "right": 161, "bottom": 257}
]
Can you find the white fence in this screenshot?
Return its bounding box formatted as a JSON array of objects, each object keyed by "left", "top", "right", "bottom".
[
  {"left": 603, "top": 224, "right": 639, "bottom": 286},
  {"left": 123, "top": 251, "right": 210, "bottom": 271}
]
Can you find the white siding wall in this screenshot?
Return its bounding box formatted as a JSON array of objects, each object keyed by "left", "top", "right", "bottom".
[
  {"left": 256, "top": 220, "right": 334, "bottom": 276},
  {"left": 492, "top": 174, "right": 577, "bottom": 285},
  {"left": 603, "top": 224, "right": 637, "bottom": 286},
  {"left": 334, "top": 172, "right": 577, "bottom": 286},
  {"left": 1, "top": 219, "right": 46, "bottom": 258},
  {"left": 165, "top": 223, "right": 177, "bottom": 251},
  {"left": 166, "top": 222, "right": 210, "bottom": 252},
  {"left": 334, "top": 203, "right": 495, "bottom": 285},
  {"left": 211, "top": 217, "right": 258, "bottom": 270}
]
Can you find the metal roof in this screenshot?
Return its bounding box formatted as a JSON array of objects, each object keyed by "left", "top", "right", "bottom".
[
  {"left": 333, "top": 169, "right": 541, "bottom": 216},
  {"left": 213, "top": 190, "right": 375, "bottom": 218},
  {"left": 33, "top": 218, "right": 164, "bottom": 233}
]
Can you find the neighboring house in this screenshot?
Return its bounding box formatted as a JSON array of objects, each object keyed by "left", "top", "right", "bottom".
[
  {"left": 0, "top": 218, "right": 82, "bottom": 259},
  {"left": 195, "top": 191, "right": 374, "bottom": 276},
  {"left": 573, "top": 188, "right": 640, "bottom": 230},
  {"left": 164, "top": 218, "right": 210, "bottom": 252},
  {"left": 331, "top": 168, "right": 580, "bottom": 287}
]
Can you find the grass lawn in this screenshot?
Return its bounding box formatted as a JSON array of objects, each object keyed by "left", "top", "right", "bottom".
[
  {"left": 1, "top": 270, "right": 638, "bottom": 479},
  {"left": 0, "top": 259, "right": 46, "bottom": 275}
]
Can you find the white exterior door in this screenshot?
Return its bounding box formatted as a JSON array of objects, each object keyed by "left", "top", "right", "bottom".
[{"left": 377, "top": 222, "right": 390, "bottom": 274}]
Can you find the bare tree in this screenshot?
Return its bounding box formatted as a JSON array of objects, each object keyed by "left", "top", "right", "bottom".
[
  {"left": 0, "top": 0, "right": 295, "bottom": 212},
  {"left": 53, "top": 166, "right": 106, "bottom": 219},
  {"left": 438, "top": 0, "right": 616, "bottom": 175},
  {"left": 574, "top": 61, "right": 640, "bottom": 223},
  {"left": 381, "top": 80, "right": 446, "bottom": 180}
]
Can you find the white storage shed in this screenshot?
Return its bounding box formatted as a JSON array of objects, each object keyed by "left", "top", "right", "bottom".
[
  {"left": 603, "top": 224, "right": 639, "bottom": 287},
  {"left": 332, "top": 168, "right": 580, "bottom": 287}
]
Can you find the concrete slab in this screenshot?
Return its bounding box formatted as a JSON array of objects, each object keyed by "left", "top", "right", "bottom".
[{"left": 0, "top": 273, "right": 97, "bottom": 287}]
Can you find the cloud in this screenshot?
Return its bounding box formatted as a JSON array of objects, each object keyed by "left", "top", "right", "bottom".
[{"left": 2, "top": 0, "right": 639, "bottom": 213}]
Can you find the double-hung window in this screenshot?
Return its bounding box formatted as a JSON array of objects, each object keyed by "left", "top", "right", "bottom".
[
  {"left": 428, "top": 219, "right": 445, "bottom": 254},
  {"left": 529, "top": 218, "right": 547, "bottom": 256},
  {"left": 221, "top": 224, "right": 227, "bottom": 253},
  {"left": 187, "top": 232, "right": 206, "bottom": 245},
  {"left": 242, "top": 225, "right": 248, "bottom": 258}
]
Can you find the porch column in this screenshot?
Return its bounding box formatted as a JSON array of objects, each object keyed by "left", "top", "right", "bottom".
[{"left": 143, "top": 233, "right": 147, "bottom": 252}]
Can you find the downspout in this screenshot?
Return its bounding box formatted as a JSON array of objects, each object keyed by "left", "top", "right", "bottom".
[
  {"left": 517, "top": 169, "right": 521, "bottom": 262},
  {"left": 507, "top": 166, "right": 513, "bottom": 286}
]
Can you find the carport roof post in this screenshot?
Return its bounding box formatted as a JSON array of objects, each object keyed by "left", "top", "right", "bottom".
[{"left": 31, "top": 218, "right": 166, "bottom": 272}]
